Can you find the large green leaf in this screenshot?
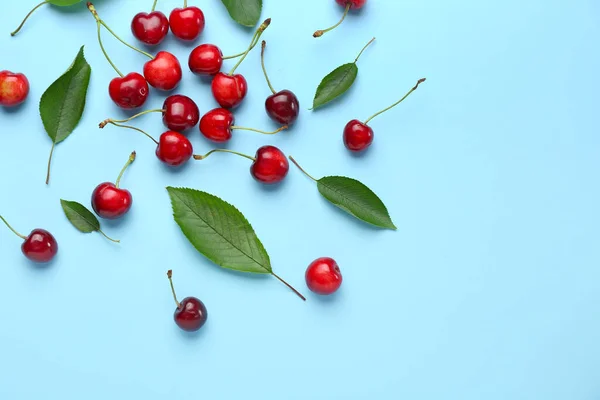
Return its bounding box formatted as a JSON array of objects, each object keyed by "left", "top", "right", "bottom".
[
  {"left": 312, "top": 63, "right": 358, "bottom": 109},
  {"left": 220, "top": 0, "right": 262, "bottom": 27},
  {"left": 167, "top": 187, "right": 272, "bottom": 274}
]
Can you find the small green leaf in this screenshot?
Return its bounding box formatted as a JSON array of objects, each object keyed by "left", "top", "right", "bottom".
[
  {"left": 60, "top": 200, "right": 100, "bottom": 233},
  {"left": 167, "top": 187, "right": 272, "bottom": 274},
  {"left": 317, "top": 177, "right": 397, "bottom": 230},
  {"left": 220, "top": 0, "right": 262, "bottom": 27},
  {"left": 312, "top": 63, "right": 358, "bottom": 109},
  {"left": 48, "top": 0, "right": 82, "bottom": 5}
]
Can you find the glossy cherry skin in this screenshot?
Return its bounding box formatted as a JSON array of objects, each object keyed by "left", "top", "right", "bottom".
[
  {"left": 265, "top": 90, "right": 300, "bottom": 125},
  {"left": 174, "top": 297, "right": 207, "bottom": 332},
  {"left": 144, "top": 51, "right": 182, "bottom": 91},
  {"left": 199, "top": 108, "right": 234, "bottom": 142},
  {"left": 169, "top": 7, "right": 205, "bottom": 41},
  {"left": 162, "top": 95, "right": 200, "bottom": 132},
  {"left": 156, "top": 131, "right": 193, "bottom": 166},
  {"left": 250, "top": 146, "right": 289, "bottom": 184},
  {"left": 343, "top": 119, "right": 374, "bottom": 152},
  {"left": 91, "top": 183, "right": 132, "bottom": 219},
  {"left": 335, "top": 0, "right": 367, "bottom": 9},
  {"left": 305, "top": 257, "right": 342, "bottom": 295},
  {"left": 211, "top": 73, "right": 247, "bottom": 109},
  {"left": 0, "top": 70, "right": 29, "bottom": 107},
  {"left": 131, "top": 11, "right": 169, "bottom": 45},
  {"left": 21, "top": 229, "right": 58, "bottom": 263},
  {"left": 108, "top": 73, "right": 149, "bottom": 109},
  {"left": 189, "top": 44, "right": 223, "bottom": 75}
]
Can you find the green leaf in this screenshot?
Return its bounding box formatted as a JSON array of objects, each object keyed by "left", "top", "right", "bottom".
[
  {"left": 167, "top": 187, "right": 272, "bottom": 274},
  {"left": 220, "top": 0, "right": 262, "bottom": 27},
  {"left": 312, "top": 63, "right": 358, "bottom": 110},
  {"left": 60, "top": 200, "right": 99, "bottom": 233},
  {"left": 317, "top": 176, "right": 397, "bottom": 230},
  {"left": 48, "top": 0, "right": 82, "bottom": 5}
]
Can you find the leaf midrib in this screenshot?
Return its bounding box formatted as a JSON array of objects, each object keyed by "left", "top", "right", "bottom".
[
  {"left": 53, "top": 64, "right": 88, "bottom": 143},
  {"left": 316, "top": 63, "right": 355, "bottom": 105}
]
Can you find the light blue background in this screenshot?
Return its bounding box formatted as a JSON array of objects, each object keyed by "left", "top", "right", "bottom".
[{"left": 1, "top": 0, "right": 599, "bottom": 398}]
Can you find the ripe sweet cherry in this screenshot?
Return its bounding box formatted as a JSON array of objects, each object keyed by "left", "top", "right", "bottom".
[
  {"left": 188, "top": 37, "right": 263, "bottom": 76},
  {"left": 314, "top": 0, "right": 367, "bottom": 38},
  {"left": 0, "top": 216, "right": 58, "bottom": 264},
  {"left": 0, "top": 71, "right": 29, "bottom": 107},
  {"left": 92, "top": 151, "right": 136, "bottom": 219},
  {"left": 131, "top": 0, "right": 169, "bottom": 45},
  {"left": 305, "top": 257, "right": 343, "bottom": 295},
  {"left": 169, "top": 1, "right": 205, "bottom": 41},
  {"left": 344, "top": 78, "right": 426, "bottom": 152},
  {"left": 167, "top": 270, "right": 207, "bottom": 332},
  {"left": 199, "top": 108, "right": 287, "bottom": 143}
]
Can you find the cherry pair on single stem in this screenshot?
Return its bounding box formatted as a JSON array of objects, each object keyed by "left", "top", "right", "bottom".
[
  {"left": 344, "top": 78, "right": 426, "bottom": 152},
  {"left": 0, "top": 216, "right": 58, "bottom": 264},
  {"left": 132, "top": 0, "right": 205, "bottom": 45},
  {"left": 92, "top": 151, "right": 136, "bottom": 220},
  {"left": 314, "top": 0, "right": 367, "bottom": 38},
  {"left": 167, "top": 270, "right": 207, "bottom": 332},
  {"left": 0, "top": 70, "right": 29, "bottom": 107}
]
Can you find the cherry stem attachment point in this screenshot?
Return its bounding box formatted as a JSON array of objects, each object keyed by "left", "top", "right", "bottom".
[
  {"left": 231, "top": 125, "right": 288, "bottom": 135},
  {"left": 167, "top": 270, "right": 181, "bottom": 308},
  {"left": 10, "top": 0, "right": 48, "bottom": 36},
  {"left": 364, "top": 78, "right": 426, "bottom": 125},
  {"left": 193, "top": 149, "right": 255, "bottom": 162},
  {"left": 98, "top": 229, "right": 120, "bottom": 243},
  {"left": 260, "top": 40, "right": 276, "bottom": 94},
  {"left": 101, "top": 120, "right": 159, "bottom": 145},
  {"left": 151, "top": 0, "right": 158, "bottom": 12},
  {"left": 355, "top": 37, "right": 375, "bottom": 63},
  {"left": 115, "top": 151, "right": 136, "bottom": 188},
  {"left": 271, "top": 272, "right": 306, "bottom": 301},
  {"left": 102, "top": 109, "right": 164, "bottom": 126},
  {"left": 46, "top": 143, "right": 55, "bottom": 185},
  {"left": 229, "top": 18, "right": 271, "bottom": 75},
  {"left": 288, "top": 156, "right": 318, "bottom": 182},
  {"left": 313, "top": 3, "right": 350, "bottom": 38},
  {"left": 0, "top": 216, "right": 26, "bottom": 240}
]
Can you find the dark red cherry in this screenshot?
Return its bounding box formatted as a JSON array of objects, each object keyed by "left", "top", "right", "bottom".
[
  {"left": 211, "top": 72, "right": 247, "bottom": 109},
  {"left": 91, "top": 183, "right": 132, "bottom": 219},
  {"left": 131, "top": 11, "right": 169, "bottom": 45},
  {"left": 108, "top": 72, "right": 149, "bottom": 109},
  {"left": 174, "top": 297, "right": 208, "bottom": 332},
  {"left": 162, "top": 95, "right": 199, "bottom": 132},
  {"left": 199, "top": 108, "right": 234, "bottom": 143},
  {"left": 189, "top": 44, "right": 223, "bottom": 75},
  {"left": 250, "top": 146, "right": 289, "bottom": 184},
  {"left": 144, "top": 51, "right": 182, "bottom": 91},
  {"left": 335, "top": 0, "right": 367, "bottom": 9},
  {"left": 22, "top": 229, "right": 59, "bottom": 264},
  {"left": 343, "top": 119, "right": 374, "bottom": 152},
  {"left": 169, "top": 6, "right": 205, "bottom": 41},
  {"left": 265, "top": 90, "right": 300, "bottom": 125},
  {"left": 156, "top": 131, "right": 193, "bottom": 166}
]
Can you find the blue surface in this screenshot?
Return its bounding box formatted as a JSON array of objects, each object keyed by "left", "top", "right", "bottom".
[{"left": 1, "top": 0, "right": 599, "bottom": 398}]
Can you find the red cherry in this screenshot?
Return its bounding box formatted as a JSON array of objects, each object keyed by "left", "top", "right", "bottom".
[
  {"left": 108, "top": 72, "right": 149, "bottom": 109},
  {"left": 131, "top": 11, "right": 169, "bottom": 45},
  {"left": 91, "top": 183, "right": 133, "bottom": 219},
  {"left": 211, "top": 72, "right": 247, "bottom": 109},
  {"left": 162, "top": 95, "right": 200, "bottom": 132},
  {"left": 265, "top": 90, "right": 299, "bottom": 125},
  {"left": 199, "top": 108, "right": 234, "bottom": 142},
  {"left": 0, "top": 70, "right": 29, "bottom": 107},
  {"left": 22, "top": 229, "right": 59, "bottom": 264},
  {"left": 305, "top": 257, "right": 342, "bottom": 295},
  {"left": 156, "top": 131, "right": 193, "bottom": 166},
  {"left": 250, "top": 146, "right": 289, "bottom": 184},
  {"left": 335, "top": 0, "right": 367, "bottom": 9},
  {"left": 343, "top": 119, "right": 373, "bottom": 152},
  {"left": 144, "top": 51, "right": 182, "bottom": 91},
  {"left": 167, "top": 270, "right": 207, "bottom": 332},
  {"left": 169, "top": 6, "right": 205, "bottom": 41},
  {"left": 189, "top": 44, "right": 223, "bottom": 75}
]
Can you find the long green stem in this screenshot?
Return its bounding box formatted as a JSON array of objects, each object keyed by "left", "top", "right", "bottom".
[
  {"left": 102, "top": 109, "right": 163, "bottom": 126},
  {"left": 0, "top": 216, "right": 26, "bottom": 240},
  {"left": 115, "top": 151, "right": 136, "bottom": 188},
  {"left": 100, "top": 21, "right": 154, "bottom": 59},
  {"left": 355, "top": 37, "right": 375, "bottom": 63},
  {"left": 260, "top": 41, "right": 276, "bottom": 94},
  {"left": 10, "top": 0, "right": 48, "bottom": 36},
  {"left": 193, "top": 149, "right": 256, "bottom": 162},
  {"left": 271, "top": 272, "right": 306, "bottom": 301},
  {"left": 98, "top": 229, "right": 120, "bottom": 243},
  {"left": 96, "top": 21, "right": 123, "bottom": 77},
  {"left": 167, "top": 270, "right": 181, "bottom": 308},
  {"left": 222, "top": 34, "right": 262, "bottom": 59},
  {"left": 184, "top": 0, "right": 187, "bottom": 7},
  {"left": 229, "top": 18, "right": 271, "bottom": 75},
  {"left": 231, "top": 125, "right": 288, "bottom": 135},
  {"left": 364, "top": 78, "right": 426, "bottom": 125},
  {"left": 288, "top": 156, "right": 318, "bottom": 182},
  {"left": 46, "top": 143, "right": 55, "bottom": 185},
  {"left": 313, "top": 3, "right": 350, "bottom": 38},
  {"left": 151, "top": 0, "right": 158, "bottom": 12},
  {"left": 103, "top": 121, "right": 159, "bottom": 145}
]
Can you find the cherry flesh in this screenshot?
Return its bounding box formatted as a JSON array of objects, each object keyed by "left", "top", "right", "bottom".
[
  {"left": 109, "top": 72, "right": 149, "bottom": 109},
  {"left": 0, "top": 71, "right": 30, "bottom": 107},
  {"left": 169, "top": 6, "right": 205, "bottom": 41},
  {"left": 174, "top": 297, "right": 208, "bottom": 332},
  {"left": 162, "top": 95, "right": 199, "bottom": 132},
  {"left": 144, "top": 51, "right": 182, "bottom": 91},
  {"left": 92, "top": 183, "right": 132, "bottom": 219},
  {"left": 131, "top": 11, "right": 169, "bottom": 45},
  {"left": 156, "top": 131, "right": 193, "bottom": 166},
  {"left": 211, "top": 73, "right": 247, "bottom": 109},
  {"left": 189, "top": 44, "right": 223, "bottom": 76},
  {"left": 199, "top": 108, "right": 234, "bottom": 143},
  {"left": 250, "top": 146, "right": 289, "bottom": 184},
  {"left": 22, "top": 229, "right": 59, "bottom": 264},
  {"left": 343, "top": 119, "right": 374, "bottom": 152},
  {"left": 335, "top": 0, "right": 367, "bottom": 9},
  {"left": 305, "top": 257, "right": 343, "bottom": 295},
  {"left": 266, "top": 90, "right": 300, "bottom": 125}
]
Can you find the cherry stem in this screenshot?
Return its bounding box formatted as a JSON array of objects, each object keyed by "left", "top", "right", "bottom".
[
  {"left": 231, "top": 125, "right": 288, "bottom": 135},
  {"left": 46, "top": 143, "right": 55, "bottom": 185},
  {"left": 229, "top": 18, "right": 271, "bottom": 75},
  {"left": 260, "top": 41, "right": 276, "bottom": 94},
  {"left": 313, "top": 2, "right": 350, "bottom": 38},
  {"left": 151, "top": 0, "right": 158, "bottom": 12},
  {"left": 288, "top": 156, "right": 318, "bottom": 183},
  {"left": 222, "top": 34, "right": 262, "bottom": 60},
  {"left": 95, "top": 21, "right": 123, "bottom": 77},
  {"left": 355, "top": 37, "right": 375, "bottom": 63},
  {"left": 364, "top": 78, "right": 426, "bottom": 125},
  {"left": 98, "top": 229, "right": 120, "bottom": 243},
  {"left": 115, "top": 151, "right": 136, "bottom": 188},
  {"left": 102, "top": 120, "right": 159, "bottom": 145},
  {"left": 271, "top": 272, "right": 306, "bottom": 301},
  {"left": 167, "top": 270, "right": 182, "bottom": 308},
  {"left": 183, "top": 0, "right": 188, "bottom": 7},
  {"left": 10, "top": 0, "right": 48, "bottom": 36},
  {"left": 102, "top": 109, "right": 164, "bottom": 126},
  {"left": 0, "top": 216, "right": 27, "bottom": 240},
  {"left": 193, "top": 149, "right": 255, "bottom": 162}
]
